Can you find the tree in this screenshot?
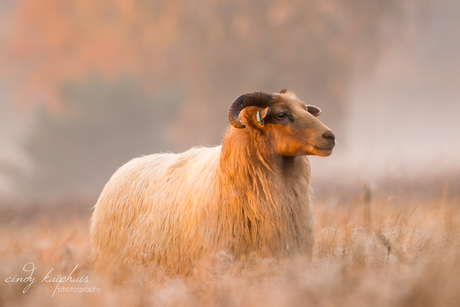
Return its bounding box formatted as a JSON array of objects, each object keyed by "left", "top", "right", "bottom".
[{"left": 0, "top": 0, "right": 420, "bottom": 199}]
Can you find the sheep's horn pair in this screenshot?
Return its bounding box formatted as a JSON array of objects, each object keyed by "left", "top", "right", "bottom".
[{"left": 228, "top": 92, "right": 273, "bottom": 128}]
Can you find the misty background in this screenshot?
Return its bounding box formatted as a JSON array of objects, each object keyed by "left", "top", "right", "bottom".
[{"left": 0, "top": 0, "right": 458, "bottom": 206}]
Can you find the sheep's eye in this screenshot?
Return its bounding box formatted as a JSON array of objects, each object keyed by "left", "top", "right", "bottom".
[{"left": 276, "top": 113, "right": 287, "bottom": 120}]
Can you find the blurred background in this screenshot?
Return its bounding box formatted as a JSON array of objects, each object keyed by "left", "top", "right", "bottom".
[{"left": 0, "top": 0, "right": 459, "bottom": 209}]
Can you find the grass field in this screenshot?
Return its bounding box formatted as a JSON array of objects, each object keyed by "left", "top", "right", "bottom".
[{"left": 1, "top": 172, "right": 459, "bottom": 307}]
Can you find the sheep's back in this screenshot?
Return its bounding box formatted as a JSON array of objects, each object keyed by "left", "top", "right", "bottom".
[{"left": 90, "top": 146, "right": 222, "bottom": 274}]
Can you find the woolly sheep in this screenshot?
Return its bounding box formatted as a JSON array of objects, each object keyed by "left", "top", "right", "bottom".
[{"left": 90, "top": 89, "right": 335, "bottom": 276}]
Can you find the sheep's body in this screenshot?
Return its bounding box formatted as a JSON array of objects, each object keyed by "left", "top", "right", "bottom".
[
  {"left": 91, "top": 130, "right": 313, "bottom": 275},
  {"left": 91, "top": 90, "right": 335, "bottom": 276},
  {"left": 91, "top": 146, "right": 221, "bottom": 274}
]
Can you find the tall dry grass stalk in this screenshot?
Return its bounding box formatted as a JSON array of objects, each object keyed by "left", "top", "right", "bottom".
[{"left": 1, "top": 177, "right": 460, "bottom": 306}]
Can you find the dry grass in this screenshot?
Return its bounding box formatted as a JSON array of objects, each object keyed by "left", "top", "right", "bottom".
[{"left": 1, "top": 175, "right": 460, "bottom": 307}]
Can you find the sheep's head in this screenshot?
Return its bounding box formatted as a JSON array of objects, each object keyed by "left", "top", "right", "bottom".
[{"left": 228, "top": 89, "right": 335, "bottom": 157}]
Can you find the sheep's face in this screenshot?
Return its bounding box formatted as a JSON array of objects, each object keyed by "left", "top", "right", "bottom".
[{"left": 242, "top": 91, "right": 336, "bottom": 157}]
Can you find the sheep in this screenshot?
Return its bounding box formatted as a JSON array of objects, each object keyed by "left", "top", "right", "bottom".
[{"left": 90, "top": 89, "right": 335, "bottom": 276}]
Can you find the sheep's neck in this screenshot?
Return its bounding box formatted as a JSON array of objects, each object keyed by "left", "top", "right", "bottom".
[
  {"left": 219, "top": 127, "right": 310, "bottom": 211},
  {"left": 220, "top": 127, "right": 278, "bottom": 185},
  {"left": 220, "top": 127, "right": 305, "bottom": 182},
  {"left": 218, "top": 127, "right": 311, "bottom": 256}
]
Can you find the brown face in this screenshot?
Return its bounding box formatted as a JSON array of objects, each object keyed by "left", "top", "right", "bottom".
[{"left": 242, "top": 92, "right": 336, "bottom": 157}]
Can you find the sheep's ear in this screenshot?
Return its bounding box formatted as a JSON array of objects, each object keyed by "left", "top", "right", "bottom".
[
  {"left": 256, "top": 107, "right": 270, "bottom": 126},
  {"left": 307, "top": 105, "right": 321, "bottom": 117},
  {"left": 280, "top": 89, "right": 288, "bottom": 94}
]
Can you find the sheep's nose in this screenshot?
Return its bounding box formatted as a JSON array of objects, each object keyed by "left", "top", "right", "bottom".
[{"left": 323, "top": 131, "right": 335, "bottom": 142}]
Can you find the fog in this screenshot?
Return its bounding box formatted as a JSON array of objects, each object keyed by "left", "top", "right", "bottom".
[
  {"left": 0, "top": 0, "right": 458, "bottom": 204},
  {"left": 312, "top": 0, "right": 460, "bottom": 184}
]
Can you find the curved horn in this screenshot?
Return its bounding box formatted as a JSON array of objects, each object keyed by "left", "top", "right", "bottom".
[{"left": 228, "top": 91, "right": 273, "bottom": 128}]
